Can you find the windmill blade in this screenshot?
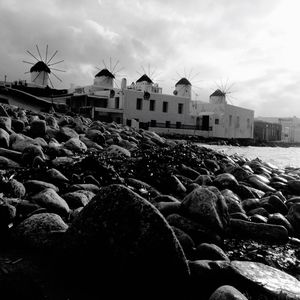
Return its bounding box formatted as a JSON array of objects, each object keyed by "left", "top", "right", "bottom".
[
  {"left": 188, "top": 68, "right": 193, "bottom": 81},
  {"left": 36, "top": 45, "right": 43, "bottom": 61},
  {"left": 49, "top": 77, "right": 54, "bottom": 88},
  {"left": 48, "top": 60, "right": 64, "bottom": 67},
  {"left": 50, "top": 67, "right": 66, "bottom": 72},
  {"left": 22, "top": 60, "right": 35, "bottom": 65},
  {"left": 112, "top": 60, "right": 119, "bottom": 73},
  {"left": 47, "top": 50, "right": 58, "bottom": 64},
  {"left": 114, "top": 67, "right": 124, "bottom": 75},
  {"left": 102, "top": 59, "right": 108, "bottom": 69},
  {"left": 26, "top": 50, "right": 39, "bottom": 62},
  {"left": 176, "top": 71, "right": 182, "bottom": 79},
  {"left": 114, "top": 79, "right": 120, "bottom": 89},
  {"left": 51, "top": 72, "right": 62, "bottom": 82},
  {"left": 45, "top": 44, "right": 48, "bottom": 63},
  {"left": 190, "top": 71, "right": 201, "bottom": 82},
  {"left": 32, "top": 71, "right": 41, "bottom": 83},
  {"left": 109, "top": 57, "right": 112, "bottom": 71},
  {"left": 95, "top": 66, "right": 101, "bottom": 70},
  {"left": 141, "top": 65, "right": 147, "bottom": 75}
]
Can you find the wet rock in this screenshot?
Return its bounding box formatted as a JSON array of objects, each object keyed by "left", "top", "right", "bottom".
[
  {"left": 248, "top": 207, "right": 269, "bottom": 218},
  {"left": 268, "top": 194, "right": 288, "bottom": 215},
  {"left": 62, "top": 191, "right": 90, "bottom": 209},
  {"left": 0, "top": 147, "right": 22, "bottom": 162},
  {"left": 241, "top": 198, "right": 260, "bottom": 212},
  {"left": 268, "top": 213, "right": 294, "bottom": 235},
  {"left": 229, "top": 219, "right": 289, "bottom": 243},
  {"left": 46, "top": 168, "right": 69, "bottom": 185},
  {"left": 154, "top": 201, "right": 181, "bottom": 216},
  {"left": 230, "top": 260, "right": 300, "bottom": 299},
  {"left": 0, "top": 156, "right": 21, "bottom": 168},
  {"left": 230, "top": 212, "right": 249, "bottom": 221},
  {"left": 248, "top": 175, "right": 276, "bottom": 193},
  {"left": 166, "top": 214, "right": 222, "bottom": 245},
  {"left": 59, "top": 126, "right": 79, "bottom": 142},
  {"left": 85, "top": 129, "right": 106, "bottom": 145},
  {"left": 221, "top": 189, "right": 245, "bottom": 215},
  {"left": 5, "top": 179, "right": 26, "bottom": 198},
  {"left": 51, "top": 157, "right": 74, "bottom": 168},
  {"left": 153, "top": 194, "right": 181, "bottom": 203},
  {"left": 194, "top": 174, "right": 213, "bottom": 186},
  {"left": 234, "top": 184, "right": 256, "bottom": 200},
  {"left": 106, "top": 144, "right": 131, "bottom": 157},
  {"left": 287, "top": 180, "right": 300, "bottom": 195},
  {"left": 204, "top": 159, "right": 220, "bottom": 173},
  {"left": 179, "top": 164, "right": 200, "bottom": 180},
  {"left": 182, "top": 186, "right": 229, "bottom": 234},
  {"left": 208, "top": 285, "right": 248, "bottom": 300},
  {"left": 63, "top": 184, "right": 189, "bottom": 299},
  {"left": 287, "top": 203, "right": 300, "bottom": 235},
  {"left": 126, "top": 178, "right": 160, "bottom": 199},
  {"left": 64, "top": 137, "right": 87, "bottom": 153},
  {"left": 172, "top": 226, "right": 195, "bottom": 258},
  {"left": 31, "top": 188, "right": 70, "bottom": 217},
  {"left": 22, "top": 144, "right": 45, "bottom": 165},
  {"left": 250, "top": 214, "right": 268, "bottom": 223},
  {"left": 195, "top": 243, "right": 230, "bottom": 261},
  {"left": 167, "top": 175, "right": 187, "bottom": 197},
  {"left": 0, "top": 128, "right": 9, "bottom": 148},
  {"left": 68, "top": 183, "right": 100, "bottom": 193},
  {"left": 0, "top": 201, "right": 16, "bottom": 227},
  {"left": 213, "top": 173, "right": 239, "bottom": 190},
  {"left": 79, "top": 136, "right": 103, "bottom": 150},
  {"left": 0, "top": 116, "right": 12, "bottom": 132},
  {"left": 11, "top": 212, "right": 68, "bottom": 249},
  {"left": 231, "top": 166, "right": 252, "bottom": 182},
  {"left": 24, "top": 180, "right": 59, "bottom": 194},
  {"left": 30, "top": 120, "right": 46, "bottom": 138}
]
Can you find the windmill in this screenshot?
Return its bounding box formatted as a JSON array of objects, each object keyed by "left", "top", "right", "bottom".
[
  {"left": 136, "top": 64, "right": 162, "bottom": 85},
  {"left": 172, "top": 68, "right": 203, "bottom": 99},
  {"left": 211, "top": 78, "right": 237, "bottom": 105},
  {"left": 23, "top": 44, "right": 65, "bottom": 88},
  {"left": 94, "top": 57, "right": 125, "bottom": 89}
]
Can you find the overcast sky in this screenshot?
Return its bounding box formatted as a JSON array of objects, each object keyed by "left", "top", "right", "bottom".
[{"left": 1, "top": 0, "right": 300, "bottom": 117}]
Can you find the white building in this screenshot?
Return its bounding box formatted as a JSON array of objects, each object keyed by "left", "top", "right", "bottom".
[{"left": 70, "top": 70, "right": 254, "bottom": 139}]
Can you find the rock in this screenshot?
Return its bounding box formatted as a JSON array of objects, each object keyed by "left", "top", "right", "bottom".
[
  {"left": 287, "top": 180, "right": 300, "bottom": 195},
  {"left": 229, "top": 219, "right": 289, "bottom": 243},
  {"left": 182, "top": 186, "right": 229, "bottom": 234},
  {"left": 0, "top": 128, "right": 9, "bottom": 148},
  {"left": 5, "top": 179, "right": 26, "bottom": 198},
  {"left": 194, "top": 174, "right": 213, "bottom": 186},
  {"left": 46, "top": 168, "right": 69, "bottom": 185},
  {"left": 62, "top": 191, "right": 90, "bottom": 209},
  {"left": 85, "top": 129, "right": 105, "bottom": 145},
  {"left": 287, "top": 203, "right": 300, "bottom": 235},
  {"left": 59, "top": 126, "right": 79, "bottom": 141},
  {"left": 248, "top": 175, "right": 276, "bottom": 193},
  {"left": 167, "top": 174, "right": 187, "bottom": 197},
  {"left": 231, "top": 166, "right": 252, "bottom": 182},
  {"left": 106, "top": 144, "right": 131, "bottom": 157},
  {"left": 64, "top": 137, "right": 87, "bottom": 153},
  {"left": 154, "top": 201, "right": 182, "bottom": 216},
  {"left": 268, "top": 213, "right": 294, "bottom": 235},
  {"left": 241, "top": 198, "right": 260, "bottom": 212},
  {"left": 30, "top": 120, "right": 46, "bottom": 138},
  {"left": 234, "top": 184, "right": 256, "bottom": 200},
  {"left": 22, "top": 144, "right": 45, "bottom": 165},
  {"left": 51, "top": 157, "right": 74, "bottom": 168},
  {"left": 179, "top": 164, "right": 200, "bottom": 180},
  {"left": 0, "top": 105, "right": 9, "bottom": 117},
  {"left": 31, "top": 188, "right": 70, "bottom": 217},
  {"left": 68, "top": 183, "right": 100, "bottom": 194},
  {"left": 0, "top": 201, "right": 16, "bottom": 227},
  {"left": 230, "top": 260, "right": 300, "bottom": 299},
  {"left": 221, "top": 189, "right": 245, "bottom": 215},
  {"left": 11, "top": 212, "right": 68, "bottom": 249},
  {"left": 0, "top": 147, "right": 22, "bottom": 162},
  {"left": 126, "top": 178, "right": 160, "bottom": 199},
  {"left": 208, "top": 285, "right": 248, "bottom": 300},
  {"left": 230, "top": 212, "right": 249, "bottom": 221},
  {"left": 46, "top": 116, "right": 59, "bottom": 129},
  {"left": 24, "top": 180, "right": 59, "bottom": 194},
  {"left": 171, "top": 226, "right": 195, "bottom": 258},
  {"left": 166, "top": 214, "right": 222, "bottom": 245},
  {"left": 268, "top": 194, "right": 288, "bottom": 215},
  {"left": 195, "top": 243, "right": 230, "bottom": 261},
  {"left": 213, "top": 173, "right": 239, "bottom": 190},
  {"left": 0, "top": 156, "right": 21, "bottom": 168},
  {"left": 79, "top": 136, "right": 103, "bottom": 150},
  {"left": 250, "top": 214, "right": 268, "bottom": 223},
  {"left": 0, "top": 116, "right": 12, "bottom": 132},
  {"left": 153, "top": 194, "right": 181, "bottom": 203},
  {"left": 63, "top": 184, "right": 190, "bottom": 299}
]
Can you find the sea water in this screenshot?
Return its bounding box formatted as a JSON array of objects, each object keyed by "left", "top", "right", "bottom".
[{"left": 198, "top": 144, "right": 300, "bottom": 169}]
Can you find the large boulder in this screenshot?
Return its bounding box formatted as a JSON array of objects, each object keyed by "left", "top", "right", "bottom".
[
  {"left": 209, "top": 285, "right": 248, "bottom": 300},
  {"left": 63, "top": 184, "right": 190, "bottom": 299}
]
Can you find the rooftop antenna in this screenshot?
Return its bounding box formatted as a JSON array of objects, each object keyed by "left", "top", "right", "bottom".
[{"left": 23, "top": 44, "right": 65, "bottom": 87}]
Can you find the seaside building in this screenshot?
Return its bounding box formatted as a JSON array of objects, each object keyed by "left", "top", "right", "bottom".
[
  {"left": 253, "top": 120, "right": 282, "bottom": 142},
  {"left": 70, "top": 70, "right": 254, "bottom": 139}
]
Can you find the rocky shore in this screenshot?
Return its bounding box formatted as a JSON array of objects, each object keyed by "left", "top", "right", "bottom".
[{"left": 0, "top": 104, "right": 299, "bottom": 299}]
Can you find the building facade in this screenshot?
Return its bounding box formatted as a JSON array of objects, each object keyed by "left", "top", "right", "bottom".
[
  {"left": 253, "top": 120, "right": 282, "bottom": 141},
  {"left": 70, "top": 70, "right": 254, "bottom": 139}
]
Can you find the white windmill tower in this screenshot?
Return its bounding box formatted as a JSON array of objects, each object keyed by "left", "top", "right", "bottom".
[{"left": 23, "top": 45, "right": 65, "bottom": 88}]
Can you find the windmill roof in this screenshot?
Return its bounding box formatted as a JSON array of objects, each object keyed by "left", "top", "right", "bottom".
[
  {"left": 30, "top": 61, "right": 51, "bottom": 73},
  {"left": 95, "top": 68, "right": 115, "bottom": 78},
  {"left": 210, "top": 89, "right": 225, "bottom": 97},
  {"left": 136, "top": 74, "right": 153, "bottom": 84},
  {"left": 175, "top": 77, "right": 191, "bottom": 86}
]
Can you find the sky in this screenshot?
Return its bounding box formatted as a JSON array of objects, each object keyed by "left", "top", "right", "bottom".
[{"left": 1, "top": 0, "right": 300, "bottom": 117}]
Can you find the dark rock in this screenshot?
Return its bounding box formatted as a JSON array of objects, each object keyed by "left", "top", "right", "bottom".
[
  {"left": 153, "top": 194, "right": 181, "bottom": 203},
  {"left": 287, "top": 203, "right": 300, "bottom": 235},
  {"left": 230, "top": 212, "right": 249, "bottom": 221},
  {"left": 268, "top": 194, "right": 288, "bottom": 215},
  {"left": 0, "top": 201, "right": 16, "bottom": 227},
  {"left": 268, "top": 213, "right": 294, "bottom": 235},
  {"left": 221, "top": 189, "right": 245, "bottom": 215},
  {"left": 59, "top": 126, "right": 79, "bottom": 142},
  {"left": 194, "top": 174, "right": 213, "bottom": 186},
  {"left": 0, "top": 156, "right": 20, "bottom": 168},
  {"left": 24, "top": 180, "right": 59, "bottom": 194},
  {"left": 241, "top": 198, "right": 260, "bottom": 212},
  {"left": 31, "top": 188, "right": 70, "bottom": 217},
  {"left": 68, "top": 183, "right": 100, "bottom": 194},
  {"left": 154, "top": 201, "right": 181, "bottom": 216},
  {"left": 5, "top": 179, "right": 26, "bottom": 198},
  {"left": 30, "top": 120, "right": 46, "bottom": 138},
  {"left": 179, "top": 164, "right": 200, "bottom": 180},
  {"left": 287, "top": 180, "right": 300, "bottom": 195},
  {"left": 0, "top": 116, "right": 12, "bottom": 133},
  {"left": 213, "top": 173, "right": 239, "bottom": 190},
  {"left": 62, "top": 191, "right": 91, "bottom": 209},
  {"left": 171, "top": 226, "right": 195, "bottom": 259},
  {"left": 195, "top": 243, "right": 230, "bottom": 261},
  {"left": 11, "top": 212, "right": 68, "bottom": 249},
  {"left": 0, "top": 128, "right": 9, "bottom": 148},
  {"left": 64, "top": 137, "right": 87, "bottom": 153},
  {"left": 229, "top": 219, "right": 289, "bottom": 243},
  {"left": 46, "top": 168, "right": 69, "bottom": 185},
  {"left": 126, "top": 178, "right": 160, "bottom": 199},
  {"left": 166, "top": 214, "right": 222, "bottom": 245},
  {"left": 63, "top": 184, "right": 190, "bottom": 299},
  {"left": 22, "top": 145, "right": 45, "bottom": 165},
  {"left": 208, "top": 285, "right": 248, "bottom": 300},
  {"left": 182, "top": 186, "right": 229, "bottom": 234},
  {"left": 250, "top": 214, "right": 268, "bottom": 223},
  {"left": 0, "top": 148, "right": 22, "bottom": 162},
  {"left": 248, "top": 175, "right": 276, "bottom": 193},
  {"left": 248, "top": 207, "right": 269, "bottom": 218}
]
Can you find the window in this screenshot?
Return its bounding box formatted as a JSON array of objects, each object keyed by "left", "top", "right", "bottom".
[
  {"left": 178, "top": 103, "right": 183, "bottom": 114},
  {"left": 166, "top": 121, "right": 170, "bottom": 128},
  {"left": 150, "top": 120, "right": 157, "bottom": 127},
  {"left": 176, "top": 122, "right": 182, "bottom": 129},
  {"left": 163, "top": 101, "right": 168, "bottom": 113},
  {"left": 236, "top": 116, "right": 240, "bottom": 128},
  {"left": 247, "top": 118, "right": 250, "bottom": 128},
  {"left": 150, "top": 100, "right": 155, "bottom": 111},
  {"left": 136, "top": 98, "right": 142, "bottom": 110},
  {"left": 215, "top": 119, "right": 219, "bottom": 125},
  {"left": 229, "top": 115, "right": 232, "bottom": 126},
  {"left": 115, "top": 97, "right": 120, "bottom": 109}
]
